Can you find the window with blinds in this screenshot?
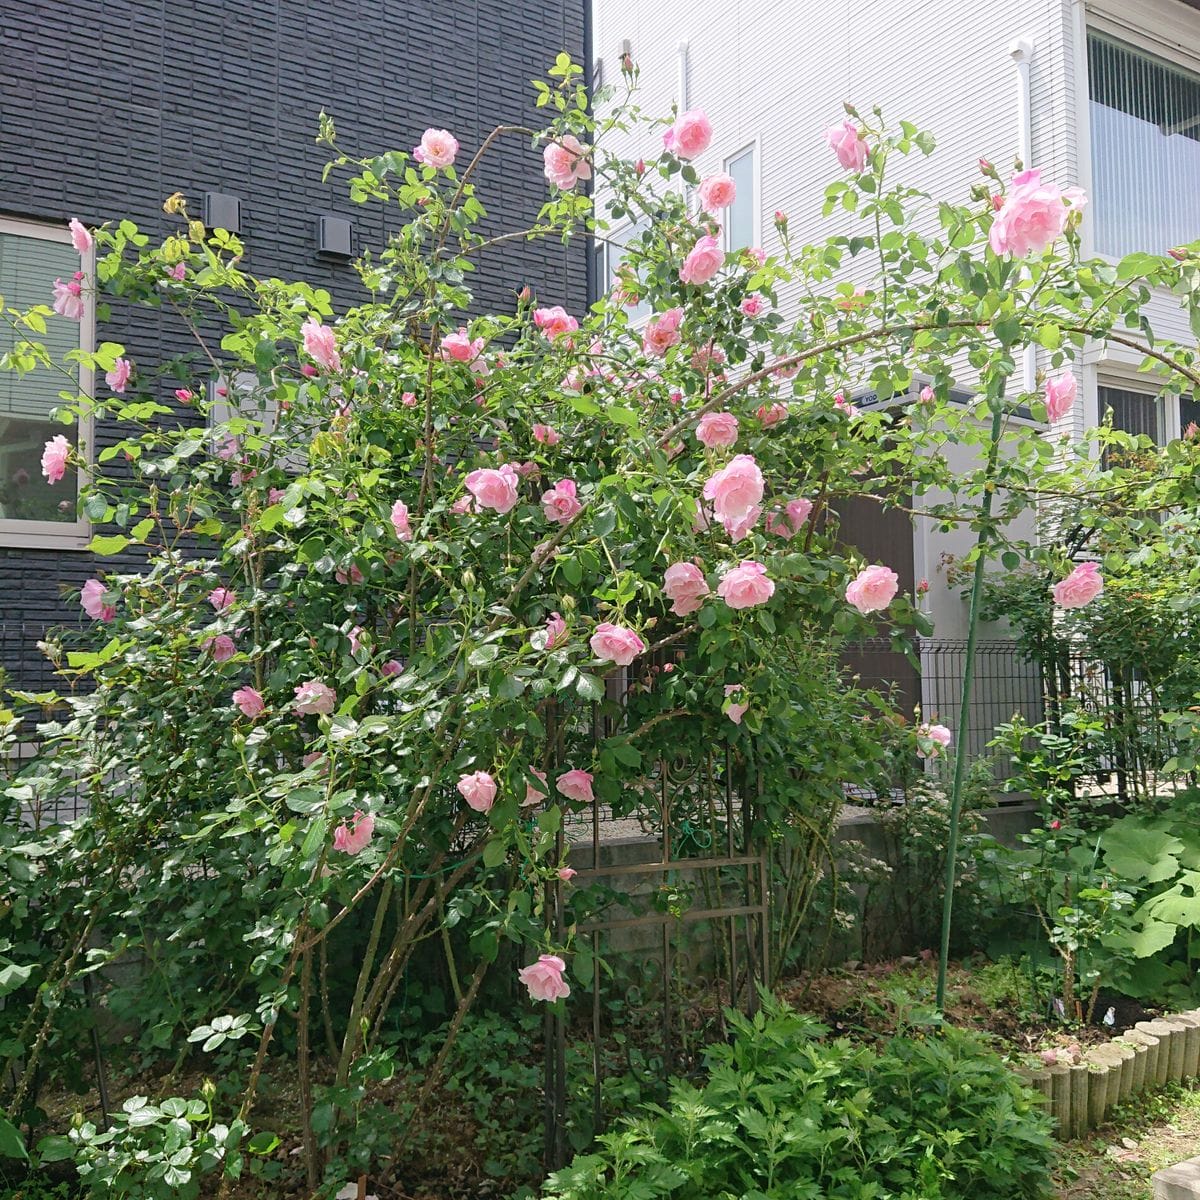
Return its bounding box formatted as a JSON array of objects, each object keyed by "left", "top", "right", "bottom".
[
  {"left": 724, "top": 144, "right": 756, "bottom": 252},
  {"left": 0, "top": 226, "right": 83, "bottom": 525},
  {"left": 1089, "top": 32, "right": 1200, "bottom": 258}
]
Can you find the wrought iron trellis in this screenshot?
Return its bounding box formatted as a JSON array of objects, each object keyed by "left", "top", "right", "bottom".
[{"left": 542, "top": 747, "right": 768, "bottom": 1169}]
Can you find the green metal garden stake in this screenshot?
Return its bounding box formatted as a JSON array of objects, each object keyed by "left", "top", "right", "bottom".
[{"left": 936, "top": 383, "right": 1007, "bottom": 1011}]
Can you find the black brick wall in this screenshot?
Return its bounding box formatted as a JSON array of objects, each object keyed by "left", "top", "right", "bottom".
[{"left": 0, "top": 0, "right": 586, "bottom": 687}]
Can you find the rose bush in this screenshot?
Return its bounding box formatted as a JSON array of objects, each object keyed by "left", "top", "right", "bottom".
[{"left": 4, "top": 52, "right": 1200, "bottom": 1196}]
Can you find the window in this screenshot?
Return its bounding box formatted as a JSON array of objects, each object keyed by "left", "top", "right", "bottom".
[
  {"left": 1102, "top": 384, "right": 1161, "bottom": 444},
  {"left": 597, "top": 220, "right": 652, "bottom": 324},
  {"left": 1088, "top": 32, "right": 1200, "bottom": 258},
  {"left": 723, "top": 143, "right": 757, "bottom": 252},
  {"left": 0, "top": 217, "right": 92, "bottom": 548}
]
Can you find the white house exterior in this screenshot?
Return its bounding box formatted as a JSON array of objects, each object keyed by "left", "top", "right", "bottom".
[{"left": 591, "top": 0, "right": 1200, "bottom": 752}]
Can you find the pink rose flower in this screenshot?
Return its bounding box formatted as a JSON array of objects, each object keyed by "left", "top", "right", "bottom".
[
  {"left": 413, "top": 127, "right": 459, "bottom": 168},
  {"left": 666, "top": 109, "right": 713, "bottom": 159},
  {"left": 41, "top": 435, "right": 70, "bottom": 484},
  {"left": 721, "top": 505, "right": 761, "bottom": 543},
  {"left": 765, "top": 497, "right": 813, "bottom": 539},
  {"left": 846, "top": 564, "right": 899, "bottom": 614},
  {"left": 642, "top": 307, "right": 684, "bottom": 357},
  {"left": 465, "top": 463, "right": 520, "bottom": 514},
  {"left": 348, "top": 625, "right": 365, "bottom": 654},
  {"left": 1044, "top": 371, "right": 1077, "bottom": 422},
  {"left": 208, "top": 587, "right": 235, "bottom": 611},
  {"left": 833, "top": 391, "right": 859, "bottom": 418},
  {"left": 335, "top": 563, "right": 364, "bottom": 585},
  {"left": 589, "top": 622, "right": 646, "bottom": 666},
  {"left": 724, "top": 684, "right": 749, "bottom": 724},
  {"left": 825, "top": 119, "right": 869, "bottom": 171},
  {"left": 1052, "top": 562, "right": 1103, "bottom": 609},
  {"left": 544, "top": 611, "right": 567, "bottom": 650},
  {"left": 169, "top": 262, "right": 187, "bottom": 282},
  {"left": 523, "top": 768, "right": 548, "bottom": 808},
  {"left": 401, "top": 391, "right": 417, "bottom": 407},
  {"left": 917, "top": 723, "right": 953, "bottom": 758},
  {"left": 440, "top": 328, "right": 488, "bottom": 374},
  {"left": 332, "top": 810, "right": 375, "bottom": 855},
  {"left": 458, "top": 770, "right": 497, "bottom": 813},
  {"left": 301, "top": 319, "right": 341, "bottom": 372},
  {"left": 919, "top": 385, "right": 935, "bottom": 404},
  {"left": 556, "top": 769, "right": 595, "bottom": 803},
  {"left": 518, "top": 954, "right": 570, "bottom": 1002},
  {"left": 989, "top": 168, "right": 1086, "bottom": 257},
  {"left": 557, "top": 866, "right": 577, "bottom": 882},
  {"left": 698, "top": 172, "right": 736, "bottom": 211},
  {"left": 691, "top": 344, "right": 725, "bottom": 372},
  {"left": 756, "top": 402, "right": 788, "bottom": 427},
  {"left": 679, "top": 235, "right": 724, "bottom": 286},
  {"left": 232, "top": 686, "right": 265, "bottom": 718},
  {"left": 381, "top": 659, "right": 403, "bottom": 678},
  {"left": 294, "top": 679, "right": 336, "bottom": 716},
  {"left": 52, "top": 274, "right": 85, "bottom": 321},
  {"left": 541, "top": 478, "right": 582, "bottom": 524},
  {"left": 703, "top": 454, "right": 764, "bottom": 523},
  {"left": 543, "top": 135, "right": 592, "bottom": 190},
  {"left": 533, "top": 306, "right": 579, "bottom": 338},
  {"left": 663, "top": 562, "right": 710, "bottom": 616},
  {"left": 533, "top": 423, "right": 560, "bottom": 446},
  {"left": 740, "top": 295, "right": 765, "bottom": 318},
  {"left": 81, "top": 578, "right": 115, "bottom": 622},
  {"left": 696, "top": 411, "right": 739, "bottom": 449},
  {"left": 717, "top": 560, "right": 775, "bottom": 609},
  {"left": 68, "top": 218, "right": 92, "bottom": 254},
  {"left": 391, "top": 499, "right": 412, "bottom": 540},
  {"left": 204, "top": 634, "right": 237, "bottom": 662},
  {"left": 105, "top": 357, "right": 132, "bottom": 394}
]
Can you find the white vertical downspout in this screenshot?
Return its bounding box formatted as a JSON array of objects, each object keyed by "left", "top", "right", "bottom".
[
  {"left": 676, "top": 39, "right": 689, "bottom": 112},
  {"left": 1010, "top": 36, "right": 1037, "bottom": 396}
]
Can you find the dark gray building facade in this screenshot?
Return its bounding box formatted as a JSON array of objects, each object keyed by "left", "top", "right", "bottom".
[{"left": 0, "top": 0, "right": 587, "bottom": 688}]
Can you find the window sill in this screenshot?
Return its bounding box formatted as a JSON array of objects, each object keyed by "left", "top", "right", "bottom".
[{"left": 0, "top": 526, "right": 91, "bottom": 552}]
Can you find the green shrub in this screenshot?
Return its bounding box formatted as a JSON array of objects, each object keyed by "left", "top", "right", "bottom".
[{"left": 543, "top": 995, "right": 1053, "bottom": 1200}]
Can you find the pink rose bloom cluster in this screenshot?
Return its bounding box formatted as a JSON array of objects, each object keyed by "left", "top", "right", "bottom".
[
  {"left": 989, "top": 168, "right": 1086, "bottom": 257},
  {"left": 106, "top": 357, "right": 132, "bottom": 394},
  {"left": 523, "top": 769, "right": 548, "bottom": 808},
  {"left": 757, "top": 402, "right": 788, "bottom": 427},
  {"left": 533, "top": 306, "right": 579, "bottom": 338},
  {"left": 209, "top": 586, "right": 235, "bottom": 611},
  {"left": 846, "top": 564, "right": 899, "bottom": 614},
  {"left": 533, "top": 423, "right": 560, "bottom": 446},
  {"left": 333, "top": 810, "right": 375, "bottom": 855},
  {"left": 232, "top": 685, "right": 264, "bottom": 718},
  {"left": 1052, "top": 562, "right": 1103, "bottom": 609},
  {"left": 643, "top": 308, "right": 684, "bottom": 357},
  {"left": 916, "top": 723, "right": 953, "bottom": 758},
  {"left": 1044, "top": 371, "right": 1076, "bottom": 422},
  {"left": 680, "top": 235, "right": 724, "bottom": 286},
  {"left": 589, "top": 622, "right": 645, "bottom": 666},
  {"left": 440, "top": 328, "right": 488, "bottom": 375},
  {"left": 301, "top": 319, "right": 341, "bottom": 372},
  {"left": 717, "top": 560, "right": 774, "bottom": 609},
  {"left": 465, "top": 463, "right": 520, "bottom": 514},
  {"left": 52, "top": 272, "right": 86, "bottom": 321},
  {"left": 541, "top": 478, "right": 581, "bottom": 524},
  {"left": 81, "top": 579, "right": 114, "bottom": 622},
  {"left": 294, "top": 679, "right": 336, "bottom": 715},
  {"left": 696, "top": 411, "right": 738, "bottom": 449},
  {"left": 69, "top": 218, "right": 93, "bottom": 254},
  {"left": 544, "top": 611, "right": 567, "bottom": 649},
  {"left": 740, "top": 295, "right": 765, "bottom": 318},
  {"left": 543, "top": 135, "right": 592, "bottom": 190},
  {"left": 204, "top": 633, "right": 237, "bottom": 662},
  {"left": 458, "top": 770, "right": 497, "bottom": 813},
  {"left": 518, "top": 954, "right": 570, "bottom": 1002},
  {"left": 41, "top": 435, "right": 70, "bottom": 484},
  {"left": 662, "top": 562, "right": 709, "bottom": 616},
  {"left": 413, "top": 128, "right": 458, "bottom": 168},
  {"left": 698, "top": 172, "right": 736, "bottom": 212},
  {"left": 663, "top": 109, "right": 712, "bottom": 159},
  {"left": 825, "top": 120, "right": 869, "bottom": 171},
  {"left": 703, "top": 455, "right": 764, "bottom": 539}
]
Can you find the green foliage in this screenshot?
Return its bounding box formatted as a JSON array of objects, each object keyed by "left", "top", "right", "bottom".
[{"left": 542, "top": 995, "right": 1054, "bottom": 1200}]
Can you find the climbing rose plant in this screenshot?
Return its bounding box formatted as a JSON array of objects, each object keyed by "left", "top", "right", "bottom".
[{"left": 4, "top": 52, "right": 1200, "bottom": 1194}]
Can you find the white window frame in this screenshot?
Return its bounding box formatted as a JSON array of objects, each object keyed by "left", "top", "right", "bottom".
[
  {"left": 722, "top": 139, "right": 761, "bottom": 253},
  {"left": 0, "top": 215, "right": 94, "bottom": 551},
  {"left": 1079, "top": 8, "right": 1200, "bottom": 262},
  {"left": 598, "top": 219, "right": 654, "bottom": 329}
]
